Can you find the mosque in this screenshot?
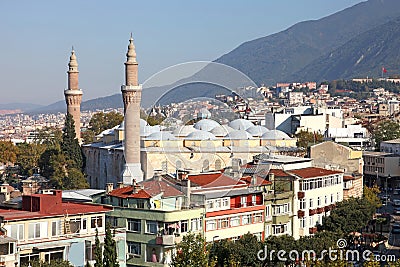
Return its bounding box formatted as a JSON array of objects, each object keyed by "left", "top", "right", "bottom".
[{"left": 63, "top": 36, "right": 298, "bottom": 190}]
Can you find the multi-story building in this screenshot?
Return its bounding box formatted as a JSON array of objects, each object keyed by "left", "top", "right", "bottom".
[
  {"left": 363, "top": 151, "right": 400, "bottom": 188},
  {"left": 105, "top": 176, "right": 203, "bottom": 267},
  {"left": 0, "top": 190, "right": 123, "bottom": 267}
]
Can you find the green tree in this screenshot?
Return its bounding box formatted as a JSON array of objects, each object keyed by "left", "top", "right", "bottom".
[
  {"left": 322, "top": 197, "right": 375, "bottom": 234},
  {"left": 83, "top": 111, "right": 124, "bottom": 144},
  {"left": 62, "top": 113, "right": 84, "bottom": 170},
  {"left": 372, "top": 120, "right": 400, "bottom": 150},
  {"left": 231, "top": 233, "right": 263, "bottom": 266},
  {"left": 364, "top": 185, "right": 382, "bottom": 209},
  {"left": 171, "top": 233, "right": 215, "bottom": 267},
  {"left": 295, "top": 130, "right": 324, "bottom": 149},
  {"left": 209, "top": 239, "right": 240, "bottom": 267},
  {"left": 0, "top": 141, "right": 19, "bottom": 166},
  {"left": 63, "top": 167, "right": 89, "bottom": 189},
  {"left": 16, "top": 143, "right": 46, "bottom": 175},
  {"left": 94, "top": 228, "right": 103, "bottom": 267},
  {"left": 103, "top": 223, "right": 119, "bottom": 267}
]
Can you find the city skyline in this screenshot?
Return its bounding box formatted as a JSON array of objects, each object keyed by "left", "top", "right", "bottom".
[{"left": 1, "top": 0, "right": 365, "bottom": 105}]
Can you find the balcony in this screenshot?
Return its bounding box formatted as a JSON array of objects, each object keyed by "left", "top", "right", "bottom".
[
  {"left": 156, "top": 234, "right": 182, "bottom": 246},
  {"left": 309, "top": 209, "right": 317, "bottom": 215},
  {"left": 316, "top": 207, "right": 324, "bottom": 214},
  {"left": 297, "top": 210, "right": 305, "bottom": 217},
  {"left": 297, "top": 192, "right": 305, "bottom": 199}
]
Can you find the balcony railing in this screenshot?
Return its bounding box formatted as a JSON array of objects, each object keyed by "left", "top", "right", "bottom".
[
  {"left": 297, "top": 192, "right": 305, "bottom": 199},
  {"left": 156, "top": 234, "right": 182, "bottom": 246},
  {"left": 297, "top": 210, "right": 305, "bottom": 217}
]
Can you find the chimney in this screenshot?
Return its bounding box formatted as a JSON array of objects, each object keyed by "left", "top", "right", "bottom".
[
  {"left": 117, "top": 182, "right": 124, "bottom": 189},
  {"left": 106, "top": 183, "right": 114, "bottom": 194},
  {"left": 181, "top": 179, "right": 191, "bottom": 208}
]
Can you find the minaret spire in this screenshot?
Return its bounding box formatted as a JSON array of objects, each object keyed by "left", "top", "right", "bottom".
[
  {"left": 121, "top": 34, "right": 143, "bottom": 184},
  {"left": 64, "top": 47, "right": 83, "bottom": 141}
]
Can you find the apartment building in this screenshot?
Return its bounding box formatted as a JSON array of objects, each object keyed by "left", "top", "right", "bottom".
[{"left": 0, "top": 190, "right": 122, "bottom": 267}]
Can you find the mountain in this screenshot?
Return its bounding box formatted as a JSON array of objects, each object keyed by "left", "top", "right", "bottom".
[
  {"left": 215, "top": 0, "right": 400, "bottom": 85},
  {"left": 0, "top": 103, "right": 43, "bottom": 112},
  {"left": 290, "top": 16, "right": 400, "bottom": 81},
  {"left": 29, "top": 94, "right": 123, "bottom": 114}
]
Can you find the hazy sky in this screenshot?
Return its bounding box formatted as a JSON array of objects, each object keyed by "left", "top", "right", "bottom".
[{"left": 0, "top": 0, "right": 365, "bottom": 105}]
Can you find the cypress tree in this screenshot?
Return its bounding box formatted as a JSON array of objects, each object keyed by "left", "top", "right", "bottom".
[
  {"left": 94, "top": 228, "right": 103, "bottom": 267},
  {"left": 62, "top": 113, "right": 84, "bottom": 170},
  {"left": 103, "top": 223, "right": 119, "bottom": 267}
]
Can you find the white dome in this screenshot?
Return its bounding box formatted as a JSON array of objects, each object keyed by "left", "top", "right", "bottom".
[
  {"left": 246, "top": 125, "right": 269, "bottom": 136},
  {"left": 261, "top": 130, "right": 291, "bottom": 140},
  {"left": 228, "top": 119, "right": 254, "bottom": 130},
  {"left": 194, "top": 119, "right": 220, "bottom": 131},
  {"left": 141, "top": 125, "right": 161, "bottom": 137},
  {"left": 185, "top": 130, "right": 217, "bottom": 140},
  {"left": 224, "top": 130, "right": 254, "bottom": 140},
  {"left": 210, "top": 125, "right": 231, "bottom": 137},
  {"left": 118, "top": 119, "right": 149, "bottom": 130},
  {"left": 145, "top": 131, "right": 177, "bottom": 140},
  {"left": 140, "top": 119, "right": 149, "bottom": 127},
  {"left": 172, "top": 125, "right": 197, "bottom": 137}
]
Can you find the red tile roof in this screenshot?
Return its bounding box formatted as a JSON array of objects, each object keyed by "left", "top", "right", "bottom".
[
  {"left": 343, "top": 175, "right": 355, "bottom": 181},
  {"left": 188, "top": 173, "right": 247, "bottom": 189},
  {"left": 0, "top": 202, "right": 112, "bottom": 221},
  {"left": 108, "top": 177, "right": 184, "bottom": 199},
  {"left": 108, "top": 186, "right": 152, "bottom": 199},
  {"left": 269, "top": 169, "right": 292, "bottom": 177},
  {"left": 288, "top": 167, "right": 343, "bottom": 179}
]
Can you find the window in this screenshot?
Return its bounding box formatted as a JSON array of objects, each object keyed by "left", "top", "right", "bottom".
[
  {"left": 82, "top": 218, "right": 87, "bottom": 230},
  {"left": 241, "top": 196, "right": 247, "bottom": 207},
  {"left": 146, "top": 221, "right": 158, "bottom": 234},
  {"left": 127, "top": 242, "right": 141, "bottom": 255},
  {"left": 222, "top": 198, "right": 229, "bottom": 207},
  {"left": 0, "top": 243, "right": 15, "bottom": 255},
  {"left": 28, "top": 222, "right": 44, "bottom": 239},
  {"left": 206, "top": 220, "right": 216, "bottom": 231},
  {"left": 180, "top": 221, "right": 188, "bottom": 233},
  {"left": 317, "top": 197, "right": 321, "bottom": 207},
  {"left": 137, "top": 200, "right": 145, "bottom": 209},
  {"left": 230, "top": 216, "right": 240, "bottom": 227},
  {"left": 254, "top": 212, "right": 263, "bottom": 223},
  {"left": 91, "top": 216, "right": 103, "bottom": 228},
  {"left": 206, "top": 200, "right": 214, "bottom": 209},
  {"left": 265, "top": 205, "right": 271, "bottom": 218},
  {"left": 10, "top": 224, "right": 24, "bottom": 241},
  {"left": 272, "top": 224, "right": 288, "bottom": 235},
  {"left": 330, "top": 194, "right": 334, "bottom": 203},
  {"left": 191, "top": 218, "right": 202, "bottom": 231},
  {"left": 70, "top": 219, "right": 81, "bottom": 233},
  {"left": 51, "top": 221, "right": 61, "bottom": 237},
  {"left": 215, "top": 199, "right": 221, "bottom": 209},
  {"left": 325, "top": 196, "right": 328, "bottom": 205},
  {"left": 309, "top": 216, "right": 314, "bottom": 227},
  {"left": 127, "top": 219, "right": 141, "bottom": 232},
  {"left": 252, "top": 195, "right": 257, "bottom": 205},
  {"left": 242, "top": 214, "right": 251, "bottom": 225},
  {"left": 299, "top": 199, "right": 306, "bottom": 210},
  {"left": 300, "top": 217, "right": 306, "bottom": 229},
  {"left": 218, "top": 218, "right": 229, "bottom": 229}
]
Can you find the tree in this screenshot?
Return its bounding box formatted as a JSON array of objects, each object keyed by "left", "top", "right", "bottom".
[
  {"left": 364, "top": 185, "right": 382, "bottom": 209},
  {"left": 322, "top": 197, "right": 375, "bottom": 234},
  {"left": 231, "top": 233, "right": 263, "bottom": 266},
  {"left": 295, "top": 130, "right": 324, "bottom": 149},
  {"left": 209, "top": 239, "right": 240, "bottom": 267},
  {"left": 372, "top": 120, "right": 400, "bottom": 150},
  {"left": 0, "top": 141, "right": 19, "bottom": 166},
  {"left": 171, "top": 233, "right": 215, "bottom": 267},
  {"left": 62, "top": 113, "right": 84, "bottom": 170},
  {"left": 103, "top": 223, "right": 119, "bottom": 267},
  {"left": 63, "top": 167, "right": 89, "bottom": 190},
  {"left": 94, "top": 228, "right": 103, "bottom": 267},
  {"left": 16, "top": 143, "right": 46, "bottom": 175},
  {"left": 83, "top": 111, "right": 124, "bottom": 144}
]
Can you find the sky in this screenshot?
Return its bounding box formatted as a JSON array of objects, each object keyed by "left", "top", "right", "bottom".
[{"left": 0, "top": 0, "right": 366, "bottom": 105}]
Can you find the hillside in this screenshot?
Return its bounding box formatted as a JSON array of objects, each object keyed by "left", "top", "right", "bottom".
[
  {"left": 291, "top": 16, "right": 400, "bottom": 81},
  {"left": 215, "top": 0, "right": 400, "bottom": 85}
]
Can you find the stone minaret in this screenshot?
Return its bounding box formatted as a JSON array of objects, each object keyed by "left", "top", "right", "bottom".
[
  {"left": 121, "top": 35, "right": 143, "bottom": 184},
  {"left": 64, "top": 48, "right": 83, "bottom": 140}
]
